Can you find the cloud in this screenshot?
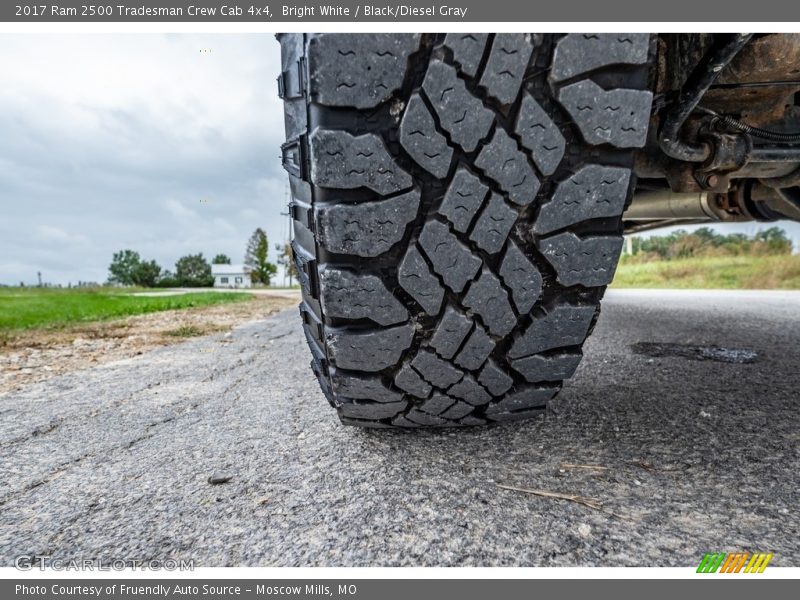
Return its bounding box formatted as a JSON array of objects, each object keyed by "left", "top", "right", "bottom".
[
  {"left": 0, "top": 34, "right": 288, "bottom": 285},
  {"left": 34, "top": 225, "right": 90, "bottom": 245},
  {"left": 165, "top": 198, "right": 200, "bottom": 222}
]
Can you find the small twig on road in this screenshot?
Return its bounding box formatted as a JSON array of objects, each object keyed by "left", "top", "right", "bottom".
[
  {"left": 497, "top": 483, "right": 632, "bottom": 521},
  {"left": 498, "top": 484, "right": 603, "bottom": 509},
  {"left": 560, "top": 463, "right": 609, "bottom": 471}
]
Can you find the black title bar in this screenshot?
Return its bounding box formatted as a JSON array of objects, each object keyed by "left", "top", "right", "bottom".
[{"left": 2, "top": 0, "right": 800, "bottom": 22}]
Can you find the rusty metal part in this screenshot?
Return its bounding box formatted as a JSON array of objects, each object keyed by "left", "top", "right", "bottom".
[
  {"left": 749, "top": 183, "right": 800, "bottom": 220},
  {"left": 716, "top": 34, "right": 800, "bottom": 86},
  {"left": 658, "top": 34, "right": 753, "bottom": 163},
  {"left": 760, "top": 165, "right": 800, "bottom": 188},
  {"left": 659, "top": 34, "right": 800, "bottom": 117}
]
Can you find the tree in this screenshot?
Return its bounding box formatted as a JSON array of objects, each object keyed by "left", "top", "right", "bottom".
[
  {"left": 108, "top": 250, "right": 162, "bottom": 287},
  {"left": 175, "top": 253, "right": 214, "bottom": 287},
  {"left": 108, "top": 250, "right": 142, "bottom": 285},
  {"left": 276, "top": 242, "right": 298, "bottom": 286},
  {"left": 212, "top": 254, "right": 231, "bottom": 265},
  {"left": 156, "top": 269, "right": 178, "bottom": 288},
  {"left": 755, "top": 227, "right": 792, "bottom": 254},
  {"left": 133, "top": 259, "right": 162, "bottom": 287},
  {"left": 245, "top": 228, "right": 277, "bottom": 285}
]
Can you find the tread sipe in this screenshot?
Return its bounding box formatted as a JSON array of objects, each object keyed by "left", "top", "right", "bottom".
[{"left": 277, "top": 33, "right": 654, "bottom": 428}]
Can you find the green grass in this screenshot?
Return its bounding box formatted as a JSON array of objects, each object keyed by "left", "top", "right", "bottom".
[
  {"left": 0, "top": 287, "right": 252, "bottom": 333},
  {"left": 612, "top": 254, "right": 800, "bottom": 289}
]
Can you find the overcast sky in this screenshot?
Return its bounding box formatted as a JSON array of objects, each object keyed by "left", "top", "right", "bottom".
[
  {"left": 0, "top": 34, "right": 797, "bottom": 286},
  {"left": 0, "top": 34, "right": 288, "bottom": 286}
]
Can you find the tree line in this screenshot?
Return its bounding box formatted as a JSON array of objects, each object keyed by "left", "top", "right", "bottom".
[
  {"left": 625, "top": 226, "right": 794, "bottom": 262},
  {"left": 107, "top": 228, "right": 289, "bottom": 287}
]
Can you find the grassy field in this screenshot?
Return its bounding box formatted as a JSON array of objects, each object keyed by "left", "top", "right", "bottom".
[
  {"left": 0, "top": 287, "right": 252, "bottom": 333},
  {"left": 612, "top": 254, "right": 800, "bottom": 289}
]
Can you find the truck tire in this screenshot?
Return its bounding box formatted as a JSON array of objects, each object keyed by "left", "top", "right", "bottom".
[{"left": 277, "top": 33, "right": 654, "bottom": 427}]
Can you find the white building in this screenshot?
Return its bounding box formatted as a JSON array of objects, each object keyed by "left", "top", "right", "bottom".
[{"left": 211, "top": 264, "right": 251, "bottom": 289}]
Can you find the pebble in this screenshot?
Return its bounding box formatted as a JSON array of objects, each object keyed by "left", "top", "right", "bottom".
[{"left": 208, "top": 473, "right": 233, "bottom": 485}]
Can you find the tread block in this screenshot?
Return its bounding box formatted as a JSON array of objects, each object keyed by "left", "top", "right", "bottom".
[
  {"left": 440, "top": 401, "right": 475, "bottom": 420},
  {"left": 499, "top": 240, "right": 542, "bottom": 315},
  {"left": 475, "top": 127, "right": 540, "bottom": 206},
  {"left": 454, "top": 325, "right": 495, "bottom": 370},
  {"left": 411, "top": 349, "right": 464, "bottom": 388},
  {"left": 460, "top": 415, "right": 487, "bottom": 426},
  {"left": 551, "top": 33, "right": 650, "bottom": 82},
  {"left": 308, "top": 34, "right": 421, "bottom": 109},
  {"left": 319, "top": 267, "right": 408, "bottom": 325},
  {"left": 429, "top": 306, "right": 474, "bottom": 359},
  {"left": 339, "top": 400, "right": 408, "bottom": 420},
  {"left": 438, "top": 166, "right": 489, "bottom": 233},
  {"left": 291, "top": 239, "right": 316, "bottom": 296},
  {"left": 463, "top": 267, "right": 517, "bottom": 337},
  {"left": 326, "top": 324, "right": 414, "bottom": 371},
  {"left": 515, "top": 93, "right": 566, "bottom": 176},
  {"left": 469, "top": 193, "right": 518, "bottom": 254},
  {"left": 485, "top": 385, "right": 558, "bottom": 414},
  {"left": 405, "top": 409, "right": 450, "bottom": 426},
  {"left": 310, "top": 129, "right": 412, "bottom": 195},
  {"left": 443, "top": 33, "right": 489, "bottom": 77},
  {"left": 394, "top": 362, "right": 433, "bottom": 398},
  {"left": 400, "top": 93, "right": 453, "bottom": 178},
  {"left": 316, "top": 188, "right": 420, "bottom": 258},
  {"left": 420, "top": 393, "right": 456, "bottom": 415},
  {"left": 511, "top": 353, "right": 582, "bottom": 382},
  {"left": 419, "top": 220, "right": 482, "bottom": 293},
  {"left": 391, "top": 415, "right": 422, "bottom": 427},
  {"left": 447, "top": 374, "right": 492, "bottom": 406},
  {"left": 558, "top": 80, "right": 652, "bottom": 148},
  {"left": 509, "top": 304, "right": 596, "bottom": 358},
  {"left": 479, "top": 34, "right": 535, "bottom": 105},
  {"left": 538, "top": 232, "right": 624, "bottom": 287},
  {"left": 398, "top": 245, "right": 445, "bottom": 315},
  {"left": 423, "top": 59, "right": 494, "bottom": 152},
  {"left": 477, "top": 359, "right": 514, "bottom": 396},
  {"left": 331, "top": 371, "right": 405, "bottom": 403},
  {"left": 534, "top": 165, "right": 630, "bottom": 235},
  {"left": 302, "top": 319, "right": 327, "bottom": 367}
]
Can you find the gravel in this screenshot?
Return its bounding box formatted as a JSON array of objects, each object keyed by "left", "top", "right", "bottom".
[{"left": 0, "top": 289, "right": 798, "bottom": 566}]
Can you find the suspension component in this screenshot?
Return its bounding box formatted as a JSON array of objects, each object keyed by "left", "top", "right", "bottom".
[{"left": 658, "top": 34, "right": 753, "bottom": 163}]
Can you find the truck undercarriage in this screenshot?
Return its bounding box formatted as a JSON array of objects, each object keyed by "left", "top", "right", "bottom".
[{"left": 627, "top": 33, "right": 800, "bottom": 232}]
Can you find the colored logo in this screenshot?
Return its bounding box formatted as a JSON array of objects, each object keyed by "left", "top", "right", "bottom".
[{"left": 697, "top": 552, "right": 773, "bottom": 573}]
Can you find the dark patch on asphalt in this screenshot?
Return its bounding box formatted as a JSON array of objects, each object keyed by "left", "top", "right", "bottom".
[{"left": 631, "top": 341, "right": 759, "bottom": 364}]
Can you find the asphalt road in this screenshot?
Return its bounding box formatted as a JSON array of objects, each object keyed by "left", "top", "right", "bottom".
[{"left": 1, "top": 289, "right": 798, "bottom": 567}]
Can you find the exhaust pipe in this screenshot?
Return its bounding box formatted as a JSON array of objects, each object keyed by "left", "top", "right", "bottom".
[{"left": 624, "top": 190, "right": 717, "bottom": 221}]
